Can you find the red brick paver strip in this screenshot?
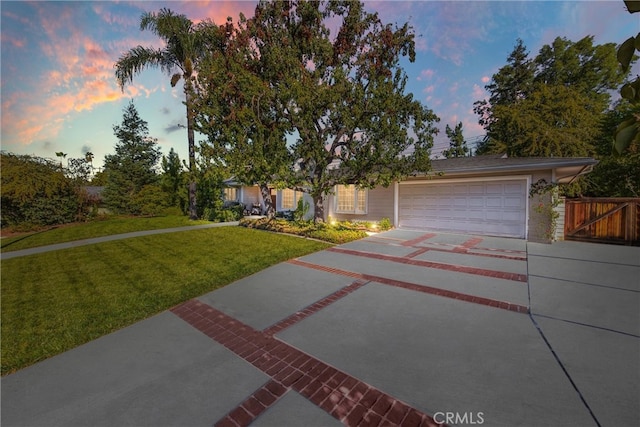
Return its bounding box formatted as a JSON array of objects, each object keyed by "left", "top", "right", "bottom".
[
  {"left": 263, "top": 279, "right": 369, "bottom": 336},
  {"left": 416, "top": 245, "right": 526, "bottom": 261},
  {"left": 287, "top": 259, "right": 529, "bottom": 314},
  {"left": 171, "top": 298, "right": 443, "bottom": 427},
  {"left": 400, "top": 232, "right": 438, "bottom": 246},
  {"left": 460, "top": 237, "right": 484, "bottom": 249},
  {"left": 404, "top": 247, "right": 431, "bottom": 259},
  {"left": 326, "top": 247, "right": 528, "bottom": 282}
]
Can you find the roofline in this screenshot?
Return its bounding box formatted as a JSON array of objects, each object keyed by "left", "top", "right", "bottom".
[{"left": 425, "top": 158, "right": 598, "bottom": 176}]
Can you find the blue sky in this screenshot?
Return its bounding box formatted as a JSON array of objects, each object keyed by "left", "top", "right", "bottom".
[{"left": 1, "top": 1, "right": 638, "bottom": 169}]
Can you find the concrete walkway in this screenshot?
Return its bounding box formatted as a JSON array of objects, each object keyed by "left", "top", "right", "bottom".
[
  {"left": 2, "top": 229, "right": 639, "bottom": 426},
  {"left": 0, "top": 222, "right": 239, "bottom": 260}
]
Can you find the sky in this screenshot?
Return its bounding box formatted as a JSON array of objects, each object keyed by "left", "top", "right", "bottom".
[{"left": 1, "top": 0, "right": 638, "bottom": 170}]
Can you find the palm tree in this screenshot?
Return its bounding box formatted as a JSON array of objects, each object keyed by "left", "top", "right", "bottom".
[
  {"left": 114, "top": 8, "right": 216, "bottom": 219},
  {"left": 55, "top": 151, "right": 67, "bottom": 168}
]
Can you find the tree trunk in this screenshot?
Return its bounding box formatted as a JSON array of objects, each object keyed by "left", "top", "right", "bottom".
[
  {"left": 259, "top": 183, "right": 275, "bottom": 218},
  {"left": 185, "top": 83, "right": 198, "bottom": 220},
  {"left": 313, "top": 194, "right": 325, "bottom": 223}
]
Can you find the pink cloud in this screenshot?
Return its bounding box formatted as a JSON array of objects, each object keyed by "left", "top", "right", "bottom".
[
  {"left": 174, "top": 1, "right": 258, "bottom": 25},
  {"left": 92, "top": 3, "right": 138, "bottom": 28},
  {"left": 481, "top": 76, "right": 490, "bottom": 83},
  {"left": 417, "top": 69, "right": 435, "bottom": 81},
  {"left": 472, "top": 84, "right": 487, "bottom": 100},
  {"left": 423, "top": 85, "right": 435, "bottom": 94},
  {"left": 1, "top": 5, "right": 136, "bottom": 146},
  {"left": 1, "top": 34, "right": 26, "bottom": 48}
]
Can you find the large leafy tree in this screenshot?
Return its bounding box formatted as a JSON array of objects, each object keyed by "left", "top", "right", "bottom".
[
  {"left": 196, "top": 0, "right": 439, "bottom": 222},
  {"left": 194, "top": 16, "right": 290, "bottom": 216},
  {"left": 585, "top": 101, "right": 640, "bottom": 197},
  {"left": 475, "top": 36, "right": 626, "bottom": 157},
  {"left": 614, "top": 0, "right": 640, "bottom": 153},
  {"left": 115, "top": 8, "right": 222, "bottom": 219},
  {"left": 487, "top": 83, "right": 601, "bottom": 157},
  {"left": 102, "top": 101, "right": 161, "bottom": 214}
]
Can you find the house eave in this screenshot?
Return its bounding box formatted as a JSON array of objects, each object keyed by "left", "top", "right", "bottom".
[{"left": 411, "top": 157, "right": 599, "bottom": 180}]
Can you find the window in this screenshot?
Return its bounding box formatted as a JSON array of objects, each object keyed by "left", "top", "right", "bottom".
[
  {"left": 281, "top": 189, "right": 296, "bottom": 210},
  {"left": 223, "top": 187, "right": 237, "bottom": 201},
  {"left": 335, "top": 185, "right": 367, "bottom": 214}
]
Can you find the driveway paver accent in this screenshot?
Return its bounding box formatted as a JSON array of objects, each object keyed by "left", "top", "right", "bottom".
[
  {"left": 326, "top": 246, "right": 527, "bottom": 282},
  {"left": 171, "top": 298, "right": 441, "bottom": 427},
  {"left": 287, "top": 258, "right": 529, "bottom": 313},
  {"left": 3, "top": 228, "right": 638, "bottom": 426}
]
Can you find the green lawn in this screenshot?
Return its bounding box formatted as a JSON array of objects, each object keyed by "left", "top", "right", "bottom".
[
  {"left": 1, "top": 226, "right": 330, "bottom": 375},
  {"left": 1, "top": 215, "right": 211, "bottom": 252}
]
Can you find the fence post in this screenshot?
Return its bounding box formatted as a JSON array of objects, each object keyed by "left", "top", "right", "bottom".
[{"left": 626, "top": 201, "right": 638, "bottom": 244}]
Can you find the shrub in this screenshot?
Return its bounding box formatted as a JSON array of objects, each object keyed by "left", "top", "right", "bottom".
[
  {"left": 1, "top": 153, "right": 85, "bottom": 227},
  {"left": 293, "top": 198, "right": 310, "bottom": 222},
  {"left": 131, "top": 184, "right": 170, "bottom": 216},
  {"left": 161, "top": 206, "right": 184, "bottom": 216},
  {"left": 379, "top": 217, "right": 392, "bottom": 231},
  {"left": 203, "top": 201, "right": 243, "bottom": 223},
  {"left": 239, "top": 218, "right": 367, "bottom": 244},
  {"left": 306, "top": 228, "right": 367, "bottom": 244}
]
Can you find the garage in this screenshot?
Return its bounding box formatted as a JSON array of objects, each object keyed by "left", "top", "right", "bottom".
[{"left": 398, "top": 178, "right": 528, "bottom": 238}]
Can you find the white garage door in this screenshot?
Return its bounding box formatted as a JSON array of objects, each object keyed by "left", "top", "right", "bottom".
[{"left": 399, "top": 179, "right": 527, "bottom": 238}]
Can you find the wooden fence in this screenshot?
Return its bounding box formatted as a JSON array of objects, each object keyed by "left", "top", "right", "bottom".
[{"left": 564, "top": 198, "right": 640, "bottom": 246}]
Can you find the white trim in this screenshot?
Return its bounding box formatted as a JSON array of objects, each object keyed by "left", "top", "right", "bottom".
[
  {"left": 334, "top": 185, "right": 368, "bottom": 214},
  {"left": 393, "top": 181, "right": 399, "bottom": 227},
  {"left": 399, "top": 175, "right": 531, "bottom": 185}
]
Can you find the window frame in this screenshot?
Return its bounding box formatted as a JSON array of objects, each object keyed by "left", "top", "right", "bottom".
[
  {"left": 223, "top": 187, "right": 238, "bottom": 202},
  {"left": 335, "top": 185, "right": 368, "bottom": 214},
  {"left": 281, "top": 188, "right": 297, "bottom": 210}
]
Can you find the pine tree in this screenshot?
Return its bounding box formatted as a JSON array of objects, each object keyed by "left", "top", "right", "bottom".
[
  {"left": 442, "top": 122, "right": 468, "bottom": 158},
  {"left": 103, "top": 101, "right": 161, "bottom": 214}
]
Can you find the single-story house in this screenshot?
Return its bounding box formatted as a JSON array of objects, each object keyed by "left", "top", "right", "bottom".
[{"left": 225, "top": 155, "right": 598, "bottom": 242}]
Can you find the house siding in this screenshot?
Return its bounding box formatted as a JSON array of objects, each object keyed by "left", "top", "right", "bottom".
[
  {"left": 328, "top": 185, "right": 394, "bottom": 223},
  {"left": 240, "top": 186, "right": 260, "bottom": 208},
  {"left": 527, "top": 170, "right": 553, "bottom": 243}
]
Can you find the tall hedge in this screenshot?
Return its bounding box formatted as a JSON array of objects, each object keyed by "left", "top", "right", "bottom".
[{"left": 1, "top": 153, "right": 85, "bottom": 227}]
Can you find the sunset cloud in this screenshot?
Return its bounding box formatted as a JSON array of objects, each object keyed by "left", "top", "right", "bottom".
[
  {"left": 0, "top": 1, "right": 167, "bottom": 148},
  {"left": 2, "top": 34, "right": 26, "bottom": 48},
  {"left": 417, "top": 69, "right": 435, "bottom": 81},
  {"left": 1, "top": 0, "right": 635, "bottom": 166},
  {"left": 472, "top": 84, "right": 487, "bottom": 100}
]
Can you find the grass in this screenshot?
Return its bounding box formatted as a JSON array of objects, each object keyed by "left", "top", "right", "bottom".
[
  {"left": 1, "top": 226, "right": 330, "bottom": 375},
  {"left": 1, "top": 215, "right": 211, "bottom": 252}
]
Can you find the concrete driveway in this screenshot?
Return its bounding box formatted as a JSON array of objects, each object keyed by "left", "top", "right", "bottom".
[{"left": 2, "top": 229, "right": 639, "bottom": 426}]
